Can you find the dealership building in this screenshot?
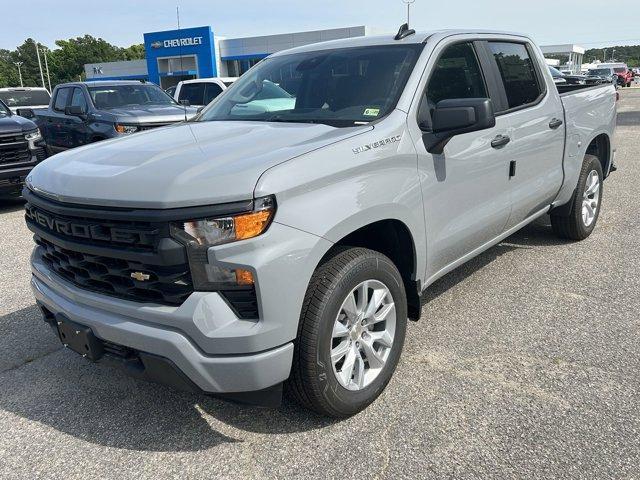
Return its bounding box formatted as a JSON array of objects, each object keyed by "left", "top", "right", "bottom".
[{"left": 84, "top": 25, "right": 375, "bottom": 89}]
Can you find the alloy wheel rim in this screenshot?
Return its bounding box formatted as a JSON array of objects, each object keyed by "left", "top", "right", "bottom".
[
  {"left": 582, "top": 170, "right": 600, "bottom": 227},
  {"left": 330, "top": 279, "right": 396, "bottom": 391}
]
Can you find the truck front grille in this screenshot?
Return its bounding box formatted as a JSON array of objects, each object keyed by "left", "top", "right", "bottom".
[
  {"left": 35, "top": 236, "right": 193, "bottom": 305},
  {"left": 0, "top": 133, "right": 31, "bottom": 165},
  {"left": 25, "top": 191, "right": 194, "bottom": 306}
]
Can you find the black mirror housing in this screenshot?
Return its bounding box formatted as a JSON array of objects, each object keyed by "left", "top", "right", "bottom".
[
  {"left": 65, "top": 105, "right": 86, "bottom": 117},
  {"left": 422, "top": 98, "right": 496, "bottom": 154},
  {"left": 16, "top": 108, "right": 35, "bottom": 119},
  {"left": 180, "top": 99, "right": 191, "bottom": 106}
]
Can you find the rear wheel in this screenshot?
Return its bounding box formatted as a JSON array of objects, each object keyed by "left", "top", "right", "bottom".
[
  {"left": 287, "top": 247, "right": 407, "bottom": 417},
  {"left": 551, "top": 154, "right": 603, "bottom": 240}
]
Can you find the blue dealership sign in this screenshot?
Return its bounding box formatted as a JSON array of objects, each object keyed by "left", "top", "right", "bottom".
[{"left": 143, "top": 26, "right": 216, "bottom": 84}]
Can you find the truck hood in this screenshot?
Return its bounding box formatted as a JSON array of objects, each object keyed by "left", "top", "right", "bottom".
[
  {"left": 105, "top": 105, "right": 199, "bottom": 124},
  {"left": 27, "top": 120, "right": 370, "bottom": 208},
  {"left": 0, "top": 114, "right": 38, "bottom": 134}
]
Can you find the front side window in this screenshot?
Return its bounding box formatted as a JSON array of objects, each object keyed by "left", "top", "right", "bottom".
[
  {"left": 488, "top": 42, "right": 541, "bottom": 110},
  {"left": 424, "top": 42, "right": 487, "bottom": 116},
  {"left": 198, "top": 44, "right": 423, "bottom": 127},
  {"left": 53, "top": 88, "right": 71, "bottom": 111},
  {"left": 70, "top": 88, "right": 88, "bottom": 112},
  {"left": 88, "top": 84, "right": 176, "bottom": 109},
  {"left": 178, "top": 83, "right": 206, "bottom": 105}
]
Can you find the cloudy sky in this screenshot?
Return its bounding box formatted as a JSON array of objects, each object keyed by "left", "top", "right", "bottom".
[{"left": 2, "top": 0, "right": 639, "bottom": 50}]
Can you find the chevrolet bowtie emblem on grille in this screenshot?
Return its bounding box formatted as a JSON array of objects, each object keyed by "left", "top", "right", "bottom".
[{"left": 130, "top": 271, "right": 151, "bottom": 282}]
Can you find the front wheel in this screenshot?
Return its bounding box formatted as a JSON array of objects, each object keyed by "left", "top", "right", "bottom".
[
  {"left": 287, "top": 247, "right": 407, "bottom": 417},
  {"left": 551, "top": 154, "right": 603, "bottom": 240}
]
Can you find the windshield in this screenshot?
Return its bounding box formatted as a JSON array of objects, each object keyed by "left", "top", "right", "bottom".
[
  {"left": 88, "top": 84, "right": 177, "bottom": 109},
  {"left": 198, "top": 44, "right": 423, "bottom": 127},
  {"left": 588, "top": 69, "right": 611, "bottom": 76},
  {"left": 0, "top": 100, "right": 10, "bottom": 117},
  {"left": 614, "top": 67, "right": 627, "bottom": 73},
  {"left": 0, "top": 90, "right": 51, "bottom": 107}
]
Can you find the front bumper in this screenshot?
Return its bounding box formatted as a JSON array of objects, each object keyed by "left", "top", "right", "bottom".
[
  {"left": 30, "top": 221, "right": 332, "bottom": 394},
  {"left": 32, "top": 272, "right": 293, "bottom": 393}
]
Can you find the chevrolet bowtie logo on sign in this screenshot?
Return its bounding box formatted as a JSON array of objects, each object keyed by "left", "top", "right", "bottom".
[
  {"left": 150, "top": 41, "right": 163, "bottom": 49},
  {"left": 130, "top": 272, "right": 151, "bottom": 282}
]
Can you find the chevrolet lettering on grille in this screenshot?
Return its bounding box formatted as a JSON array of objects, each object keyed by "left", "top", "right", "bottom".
[{"left": 24, "top": 204, "right": 159, "bottom": 246}]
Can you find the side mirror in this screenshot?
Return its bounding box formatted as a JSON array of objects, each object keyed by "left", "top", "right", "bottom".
[
  {"left": 16, "top": 108, "right": 35, "bottom": 119},
  {"left": 179, "top": 99, "right": 190, "bottom": 106},
  {"left": 420, "top": 98, "right": 496, "bottom": 154},
  {"left": 65, "top": 105, "right": 86, "bottom": 117}
]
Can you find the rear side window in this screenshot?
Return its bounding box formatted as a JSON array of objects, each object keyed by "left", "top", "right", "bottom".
[
  {"left": 203, "top": 83, "right": 224, "bottom": 104},
  {"left": 54, "top": 88, "right": 71, "bottom": 112},
  {"left": 488, "top": 42, "right": 541, "bottom": 110},
  {"left": 178, "top": 83, "right": 205, "bottom": 105}
]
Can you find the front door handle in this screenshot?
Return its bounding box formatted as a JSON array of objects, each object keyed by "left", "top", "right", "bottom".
[
  {"left": 491, "top": 134, "right": 511, "bottom": 148},
  {"left": 549, "top": 118, "right": 563, "bottom": 129}
]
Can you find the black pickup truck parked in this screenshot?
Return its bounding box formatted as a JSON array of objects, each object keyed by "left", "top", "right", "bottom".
[
  {"left": 0, "top": 100, "right": 47, "bottom": 198},
  {"left": 20, "top": 81, "right": 197, "bottom": 154}
]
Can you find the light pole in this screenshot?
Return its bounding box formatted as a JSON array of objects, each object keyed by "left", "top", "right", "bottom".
[
  {"left": 34, "top": 41, "right": 46, "bottom": 89},
  {"left": 603, "top": 49, "right": 607, "bottom": 62},
  {"left": 41, "top": 47, "right": 52, "bottom": 92},
  {"left": 13, "top": 61, "right": 23, "bottom": 87},
  {"left": 611, "top": 49, "right": 616, "bottom": 61},
  {"left": 402, "top": 0, "right": 416, "bottom": 27}
]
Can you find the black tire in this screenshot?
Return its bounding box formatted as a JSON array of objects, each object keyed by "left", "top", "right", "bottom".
[
  {"left": 286, "top": 247, "right": 407, "bottom": 417},
  {"left": 551, "top": 154, "right": 603, "bottom": 240}
]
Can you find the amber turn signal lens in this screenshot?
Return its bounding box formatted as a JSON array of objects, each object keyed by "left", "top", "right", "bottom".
[
  {"left": 236, "top": 269, "right": 254, "bottom": 285},
  {"left": 235, "top": 210, "right": 273, "bottom": 240}
]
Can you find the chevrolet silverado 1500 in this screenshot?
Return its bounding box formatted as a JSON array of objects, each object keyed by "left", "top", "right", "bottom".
[{"left": 24, "top": 27, "right": 617, "bottom": 417}]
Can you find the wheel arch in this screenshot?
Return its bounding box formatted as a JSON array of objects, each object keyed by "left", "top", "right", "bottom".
[
  {"left": 585, "top": 133, "right": 612, "bottom": 178},
  {"left": 321, "top": 218, "right": 422, "bottom": 321}
]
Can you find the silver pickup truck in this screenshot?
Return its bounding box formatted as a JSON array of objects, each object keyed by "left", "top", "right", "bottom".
[{"left": 24, "top": 27, "right": 617, "bottom": 417}]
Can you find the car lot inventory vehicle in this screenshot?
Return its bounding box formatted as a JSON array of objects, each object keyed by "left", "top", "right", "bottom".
[
  {"left": 0, "top": 87, "right": 51, "bottom": 115},
  {"left": 24, "top": 27, "right": 617, "bottom": 417},
  {"left": 22, "top": 81, "right": 197, "bottom": 153},
  {"left": 599, "top": 63, "right": 633, "bottom": 87},
  {"left": 586, "top": 67, "right": 618, "bottom": 84},
  {"left": 174, "top": 77, "right": 238, "bottom": 108},
  {"left": 549, "top": 66, "right": 600, "bottom": 86},
  {"left": 0, "top": 100, "right": 47, "bottom": 198}
]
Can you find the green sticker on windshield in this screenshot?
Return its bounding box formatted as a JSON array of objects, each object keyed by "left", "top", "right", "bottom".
[{"left": 363, "top": 108, "right": 380, "bottom": 117}]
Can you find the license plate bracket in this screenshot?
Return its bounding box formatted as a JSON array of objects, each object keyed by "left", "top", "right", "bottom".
[{"left": 56, "top": 316, "right": 104, "bottom": 361}]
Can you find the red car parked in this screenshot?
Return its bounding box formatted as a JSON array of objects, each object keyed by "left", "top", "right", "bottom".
[{"left": 613, "top": 66, "right": 633, "bottom": 87}]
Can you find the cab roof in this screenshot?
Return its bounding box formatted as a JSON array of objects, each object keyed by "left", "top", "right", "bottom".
[{"left": 270, "top": 29, "right": 531, "bottom": 57}]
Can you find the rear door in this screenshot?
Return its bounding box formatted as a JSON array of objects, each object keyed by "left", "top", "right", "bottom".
[
  {"left": 177, "top": 82, "right": 205, "bottom": 106},
  {"left": 484, "top": 41, "right": 565, "bottom": 228}
]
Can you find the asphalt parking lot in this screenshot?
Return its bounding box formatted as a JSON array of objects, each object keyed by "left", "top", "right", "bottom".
[{"left": 1, "top": 90, "right": 639, "bottom": 480}]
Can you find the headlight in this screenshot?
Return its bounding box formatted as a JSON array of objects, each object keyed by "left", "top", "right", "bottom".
[
  {"left": 178, "top": 196, "right": 275, "bottom": 247},
  {"left": 171, "top": 196, "right": 276, "bottom": 291},
  {"left": 115, "top": 124, "right": 139, "bottom": 134},
  {"left": 24, "top": 129, "right": 42, "bottom": 141}
]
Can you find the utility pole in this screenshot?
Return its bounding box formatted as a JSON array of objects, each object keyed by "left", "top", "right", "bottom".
[
  {"left": 34, "top": 41, "right": 46, "bottom": 89},
  {"left": 603, "top": 49, "right": 607, "bottom": 62},
  {"left": 13, "top": 61, "right": 24, "bottom": 87},
  {"left": 41, "top": 47, "right": 52, "bottom": 92},
  {"left": 402, "top": 0, "right": 415, "bottom": 27},
  {"left": 611, "top": 49, "right": 616, "bottom": 61}
]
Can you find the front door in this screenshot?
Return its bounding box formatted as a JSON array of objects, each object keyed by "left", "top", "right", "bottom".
[{"left": 409, "top": 40, "right": 512, "bottom": 281}]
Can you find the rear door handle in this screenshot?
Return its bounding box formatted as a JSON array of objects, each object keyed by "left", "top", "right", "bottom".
[
  {"left": 549, "top": 118, "right": 563, "bottom": 129},
  {"left": 491, "top": 134, "right": 511, "bottom": 148}
]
